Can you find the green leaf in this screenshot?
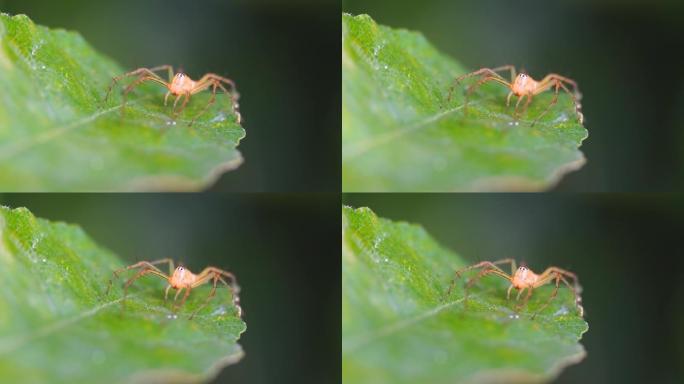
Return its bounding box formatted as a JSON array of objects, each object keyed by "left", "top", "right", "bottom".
[
  {"left": 0, "top": 13, "right": 245, "bottom": 191},
  {"left": 342, "top": 14, "right": 588, "bottom": 192},
  {"left": 0, "top": 206, "right": 246, "bottom": 383},
  {"left": 342, "top": 206, "right": 588, "bottom": 383}
]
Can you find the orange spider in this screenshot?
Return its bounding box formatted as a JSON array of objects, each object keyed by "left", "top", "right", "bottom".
[
  {"left": 446, "top": 258, "right": 583, "bottom": 319},
  {"left": 106, "top": 258, "right": 242, "bottom": 320},
  {"left": 105, "top": 65, "right": 241, "bottom": 125},
  {"left": 447, "top": 65, "right": 583, "bottom": 125}
]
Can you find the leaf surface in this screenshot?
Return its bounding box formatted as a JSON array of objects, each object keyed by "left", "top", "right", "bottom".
[
  {"left": 342, "top": 206, "right": 588, "bottom": 383},
  {"left": 0, "top": 206, "right": 245, "bottom": 383},
  {"left": 0, "top": 13, "right": 245, "bottom": 191},
  {"left": 342, "top": 14, "right": 588, "bottom": 191}
]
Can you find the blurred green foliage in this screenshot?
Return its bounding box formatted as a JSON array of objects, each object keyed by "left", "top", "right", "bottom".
[
  {"left": 0, "top": 206, "right": 245, "bottom": 383},
  {"left": 342, "top": 14, "right": 587, "bottom": 191},
  {"left": 0, "top": 13, "right": 244, "bottom": 191},
  {"left": 343, "top": 206, "right": 587, "bottom": 383}
]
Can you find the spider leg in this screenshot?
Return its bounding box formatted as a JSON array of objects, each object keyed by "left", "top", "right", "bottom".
[
  {"left": 105, "top": 67, "right": 167, "bottom": 102},
  {"left": 507, "top": 284, "right": 515, "bottom": 299},
  {"left": 170, "top": 92, "right": 191, "bottom": 118},
  {"left": 188, "top": 273, "right": 219, "bottom": 319},
  {"left": 186, "top": 269, "right": 242, "bottom": 319},
  {"left": 461, "top": 268, "right": 511, "bottom": 309},
  {"left": 557, "top": 81, "right": 584, "bottom": 124},
  {"left": 164, "top": 284, "right": 172, "bottom": 302},
  {"left": 106, "top": 259, "right": 172, "bottom": 295},
  {"left": 521, "top": 93, "right": 534, "bottom": 118},
  {"left": 120, "top": 268, "right": 168, "bottom": 312},
  {"left": 173, "top": 287, "right": 184, "bottom": 302},
  {"left": 446, "top": 259, "right": 514, "bottom": 298},
  {"left": 531, "top": 80, "right": 560, "bottom": 125},
  {"left": 194, "top": 74, "right": 239, "bottom": 97},
  {"left": 515, "top": 286, "right": 534, "bottom": 312},
  {"left": 175, "top": 92, "right": 192, "bottom": 117},
  {"left": 147, "top": 65, "right": 174, "bottom": 82},
  {"left": 172, "top": 287, "right": 192, "bottom": 312},
  {"left": 447, "top": 66, "right": 515, "bottom": 103},
  {"left": 531, "top": 273, "right": 561, "bottom": 319},
  {"left": 120, "top": 75, "right": 168, "bottom": 117},
  {"left": 537, "top": 267, "right": 581, "bottom": 291},
  {"left": 191, "top": 75, "right": 242, "bottom": 124},
  {"left": 172, "top": 93, "right": 184, "bottom": 112},
  {"left": 214, "top": 81, "right": 242, "bottom": 124},
  {"left": 513, "top": 94, "right": 527, "bottom": 120},
  {"left": 536, "top": 267, "right": 584, "bottom": 316},
  {"left": 196, "top": 267, "right": 240, "bottom": 286},
  {"left": 462, "top": 75, "right": 511, "bottom": 115},
  {"left": 536, "top": 75, "right": 583, "bottom": 123},
  {"left": 188, "top": 81, "right": 219, "bottom": 126},
  {"left": 515, "top": 286, "right": 526, "bottom": 301},
  {"left": 538, "top": 74, "right": 581, "bottom": 99},
  {"left": 506, "top": 92, "right": 514, "bottom": 107}
]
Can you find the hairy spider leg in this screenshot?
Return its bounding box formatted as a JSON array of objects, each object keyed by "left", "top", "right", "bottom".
[
  {"left": 187, "top": 272, "right": 235, "bottom": 319},
  {"left": 530, "top": 272, "right": 562, "bottom": 319},
  {"left": 171, "top": 92, "right": 192, "bottom": 118},
  {"left": 516, "top": 285, "right": 535, "bottom": 312},
  {"left": 532, "top": 75, "right": 583, "bottom": 124},
  {"left": 119, "top": 75, "right": 168, "bottom": 117},
  {"left": 536, "top": 267, "right": 584, "bottom": 316},
  {"left": 194, "top": 267, "right": 242, "bottom": 317},
  {"left": 530, "top": 81, "right": 561, "bottom": 125},
  {"left": 461, "top": 267, "right": 511, "bottom": 309},
  {"left": 121, "top": 267, "right": 168, "bottom": 311},
  {"left": 188, "top": 74, "right": 241, "bottom": 124},
  {"left": 188, "top": 82, "right": 219, "bottom": 126},
  {"left": 106, "top": 258, "right": 174, "bottom": 296},
  {"left": 447, "top": 65, "right": 516, "bottom": 103},
  {"left": 446, "top": 258, "right": 516, "bottom": 298},
  {"left": 462, "top": 75, "right": 511, "bottom": 115},
  {"left": 105, "top": 66, "right": 172, "bottom": 102}
]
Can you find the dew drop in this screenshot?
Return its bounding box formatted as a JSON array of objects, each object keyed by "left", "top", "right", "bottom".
[
  {"left": 211, "top": 112, "right": 227, "bottom": 123},
  {"left": 553, "top": 306, "right": 569, "bottom": 317},
  {"left": 211, "top": 306, "right": 227, "bottom": 316}
]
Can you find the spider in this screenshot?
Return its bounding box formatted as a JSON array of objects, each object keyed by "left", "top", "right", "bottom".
[
  {"left": 446, "top": 258, "right": 583, "bottom": 319},
  {"left": 106, "top": 258, "right": 242, "bottom": 320},
  {"left": 447, "top": 65, "right": 583, "bottom": 126},
  {"left": 104, "top": 65, "right": 241, "bottom": 125}
]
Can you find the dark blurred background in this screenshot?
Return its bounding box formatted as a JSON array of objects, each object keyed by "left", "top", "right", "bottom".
[
  {"left": 0, "top": 193, "right": 341, "bottom": 384},
  {"left": 342, "top": 194, "right": 684, "bottom": 383},
  {"left": 343, "top": 0, "right": 684, "bottom": 191},
  {"left": 0, "top": 0, "right": 340, "bottom": 192}
]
